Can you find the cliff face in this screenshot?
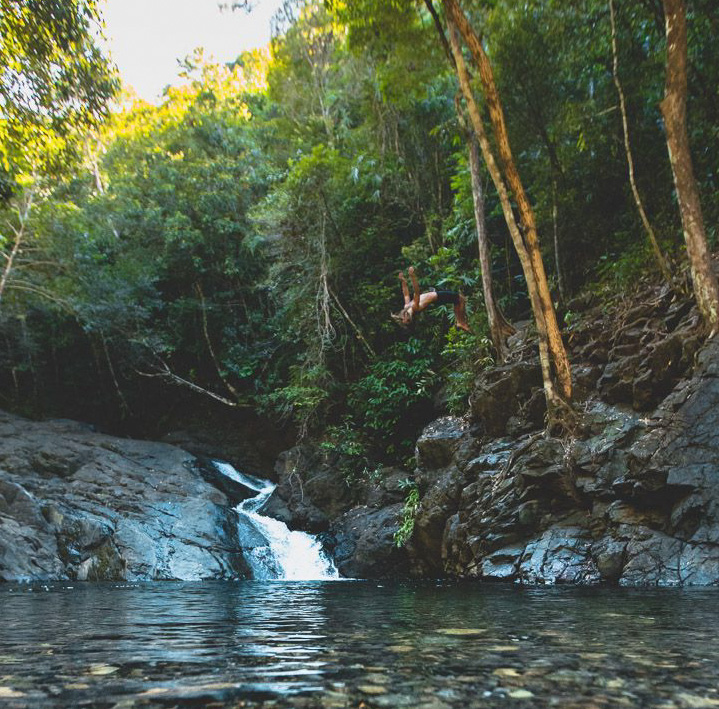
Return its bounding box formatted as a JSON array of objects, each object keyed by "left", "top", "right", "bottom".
[
  {"left": 410, "top": 345, "right": 719, "bottom": 585},
  {"left": 314, "top": 283, "right": 719, "bottom": 585},
  {"left": 0, "top": 414, "right": 249, "bottom": 581}
]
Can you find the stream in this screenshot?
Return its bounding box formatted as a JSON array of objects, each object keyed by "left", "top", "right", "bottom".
[
  {"left": 1, "top": 582, "right": 719, "bottom": 707},
  {"left": 212, "top": 461, "right": 338, "bottom": 581}
]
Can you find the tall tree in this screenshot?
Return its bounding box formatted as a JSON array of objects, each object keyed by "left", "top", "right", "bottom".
[
  {"left": 660, "top": 0, "right": 719, "bottom": 333},
  {"left": 0, "top": 0, "right": 117, "bottom": 316},
  {"left": 609, "top": 0, "right": 672, "bottom": 284},
  {"left": 444, "top": 18, "right": 562, "bottom": 414},
  {"left": 424, "top": 0, "right": 514, "bottom": 360},
  {"left": 455, "top": 103, "right": 515, "bottom": 361},
  {"left": 0, "top": 0, "right": 117, "bottom": 174},
  {"left": 441, "top": 0, "right": 573, "bottom": 404}
]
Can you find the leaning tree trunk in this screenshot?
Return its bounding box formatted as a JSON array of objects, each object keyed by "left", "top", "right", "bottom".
[
  {"left": 445, "top": 19, "right": 561, "bottom": 411},
  {"left": 442, "top": 0, "right": 572, "bottom": 401},
  {"left": 660, "top": 0, "right": 719, "bottom": 333},
  {"left": 609, "top": 0, "right": 673, "bottom": 284}
]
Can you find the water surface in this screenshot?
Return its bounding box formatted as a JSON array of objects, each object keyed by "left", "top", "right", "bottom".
[{"left": 1, "top": 581, "right": 718, "bottom": 707}]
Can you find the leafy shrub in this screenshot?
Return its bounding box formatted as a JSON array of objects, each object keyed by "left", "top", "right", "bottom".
[
  {"left": 319, "top": 421, "right": 382, "bottom": 486},
  {"left": 393, "top": 479, "right": 420, "bottom": 547},
  {"left": 348, "top": 338, "right": 437, "bottom": 457},
  {"left": 440, "top": 323, "right": 493, "bottom": 415}
]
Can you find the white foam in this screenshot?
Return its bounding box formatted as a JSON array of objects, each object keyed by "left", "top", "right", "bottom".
[{"left": 213, "top": 461, "right": 339, "bottom": 580}]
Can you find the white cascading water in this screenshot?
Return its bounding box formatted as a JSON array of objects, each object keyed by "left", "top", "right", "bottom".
[{"left": 213, "top": 461, "right": 339, "bottom": 580}]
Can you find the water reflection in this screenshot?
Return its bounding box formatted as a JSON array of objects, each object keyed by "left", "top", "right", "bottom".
[{"left": 1, "top": 582, "right": 718, "bottom": 707}]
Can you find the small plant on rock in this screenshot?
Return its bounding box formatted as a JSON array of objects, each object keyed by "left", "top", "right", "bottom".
[{"left": 394, "top": 479, "right": 420, "bottom": 548}]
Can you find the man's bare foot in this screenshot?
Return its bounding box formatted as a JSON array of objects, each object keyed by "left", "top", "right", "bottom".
[{"left": 455, "top": 294, "right": 472, "bottom": 332}]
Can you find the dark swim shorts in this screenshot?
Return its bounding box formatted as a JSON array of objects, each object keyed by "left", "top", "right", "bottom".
[{"left": 433, "top": 290, "right": 460, "bottom": 306}]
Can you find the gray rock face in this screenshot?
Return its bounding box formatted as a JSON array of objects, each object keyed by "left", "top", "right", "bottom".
[
  {"left": 256, "top": 444, "right": 412, "bottom": 578},
  {"left": 260, "top": 446, "right": 359, "bottom": 533},
  {"left": 331, "top": 503, "right": 410, "bottom": 578},
  {"left": 469, "top": 362, "right": 544, "bottom": 436},
  {"left": 406, "top": 292, "right": 719, "bottom": 586},
  {"left": 0, "top": 413, "right": 249, "bottom": 582}
]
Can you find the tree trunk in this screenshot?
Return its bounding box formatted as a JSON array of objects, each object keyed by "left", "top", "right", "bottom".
[
  {"left": 445, "top": 18, "right": 561, "bottom": 411},
  {"left": 551, "top": 177, "right": 566, "bottom": 304},
  {"left": 0, "top": 186, "right": 35, "bottom": 307},
  {"left": 443, "top": 0, "right": 572, "bottom": 401},
  {"left": 467, "top": 131, "right": 515, "bottom": 360},
  {"left": 453, "top": 90, "right": 515, "bottom": 360},
  {"left": 609, "top": 0, "right": 673, "bottom": 284},
  {"left": 660, "top": 0, "right": 719, "bottom": 333}
]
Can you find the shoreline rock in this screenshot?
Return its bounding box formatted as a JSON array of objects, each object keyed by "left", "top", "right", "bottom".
[
  {"left": 0, "top": 412, "right": 249, "bottom": 582},
  {"left": 313, "top": 283, "right": 719, "bottom": 585}
]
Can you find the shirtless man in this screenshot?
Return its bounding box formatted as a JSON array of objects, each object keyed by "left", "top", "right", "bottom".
[{"left": 393, "top": 266, "right": 471, "bottom": 332}]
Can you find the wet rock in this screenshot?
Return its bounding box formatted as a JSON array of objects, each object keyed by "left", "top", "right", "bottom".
[
  {"left": 413, "top": 290, "right": 719, "bottom": 585},
  {"left": 591, "top": 538, "right": 627, "bottom": 583},
  {"left": 479, "top": 543, "right": 524, "bottom": 580},
  {"left": 195, "top": 459, "right": 260, "bottom": 506},
  {"left": 619, "top": 530, "right": 684, "bottom": 586},
  {"left": 261, "top": 445, "right": 357, "bottom": 533},
  {"left": 0, "top": 479, "right": 65, "bottom": 580},
  {"left": 0, "top": 410, "right": 249, "bottom": 582},
  {"left": 517, "top": 525, "right": 600, "bottom": 585},
  {"left": 331, "top": 504, "right": 409, "bottom": 578},
  {"left": 416, "top": 417, "right": 470, "bottom": 470},
  {"left": 365, "top": 468, "right": 412, "bottom": 508},
  {"left": 410, "top": 465, "right": 468, "bottom": 576}
]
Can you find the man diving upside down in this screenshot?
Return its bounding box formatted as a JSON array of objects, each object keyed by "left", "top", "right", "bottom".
[{"left": 393, "top": 266, "right": 471, "bottom": 332}]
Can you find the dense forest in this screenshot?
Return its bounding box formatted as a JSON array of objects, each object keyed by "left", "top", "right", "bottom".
[{"left": 1, "top": 0, "right": 718, "bottom": 468}]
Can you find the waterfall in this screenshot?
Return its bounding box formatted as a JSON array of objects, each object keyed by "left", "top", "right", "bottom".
[{"left": 213, "top": 462, "right": 339, "bottom": 581}]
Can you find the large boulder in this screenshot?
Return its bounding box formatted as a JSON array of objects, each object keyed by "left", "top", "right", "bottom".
[
  {"left": 331, "top": 503, "right": 410, "bottom": 578},
  {"left": 260, "top": 445, "right": 359, "bottom": 533},
  {"left": 415, "top": 416, "right": 471, "bottom": 470},
  {"left": 469, "top": 361, "right": 544, "bottom": 436},
  {"left": 0, "top": 411, "right": 249, "bottom": 582}
]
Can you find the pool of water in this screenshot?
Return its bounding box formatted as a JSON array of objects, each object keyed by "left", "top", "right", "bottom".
[{"left": 1, "top": 581, "right": 718, "bottom": 707}]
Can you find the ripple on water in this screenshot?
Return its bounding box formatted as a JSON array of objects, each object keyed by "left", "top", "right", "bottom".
[{"left": 1, "top": 582, "right": 719, "bottom": 707}]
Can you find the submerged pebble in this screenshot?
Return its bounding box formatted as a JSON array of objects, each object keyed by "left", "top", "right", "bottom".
[{"left": 1, "top": 581, "right": 718, "bottom": 708}]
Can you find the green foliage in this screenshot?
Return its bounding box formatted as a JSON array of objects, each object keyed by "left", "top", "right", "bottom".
[
  {"left": 393, "top": 479, "right": 420, "bottom": 548},
  {"left": 441, "top": 327, "right": 494, "bottom": 415},
  {"left": 0, "top": 0, "right": 118, "bottom": 176},
  {"left": 348, "top": 338, "right": 437, "bottom": 456},
  {"left": 319, "top": 421, "right": 381, "bottom": 485},
  {"left": 259, "top": 363, "right": 331, "bottom": 430},
  {"left": 596, "top": 241, "right": 658, "bottom": 290}
]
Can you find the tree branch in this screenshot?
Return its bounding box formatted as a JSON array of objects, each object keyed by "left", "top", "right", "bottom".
[
  {"left": 194, "top": 282, "right": 243, "bottom": 401},
  {"left": 137, "top": 357, "right": 246, "bottom": 409}
]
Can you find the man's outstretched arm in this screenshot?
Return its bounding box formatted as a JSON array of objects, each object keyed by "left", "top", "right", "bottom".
[
  {"left": 398, "top": 271, "right": 411, "bottom": 305},
  {"left": 409, "top": 266, "right": 421, "bottom": 310}
]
